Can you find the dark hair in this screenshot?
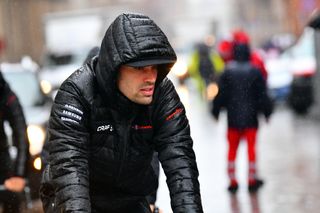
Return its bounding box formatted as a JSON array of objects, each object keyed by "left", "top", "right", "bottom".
[{"left": 233, "top": 43, "right": 251, "bottom": 62}]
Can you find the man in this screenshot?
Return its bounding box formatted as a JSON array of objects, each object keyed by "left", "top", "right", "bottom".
[
  {"left": 0, "top": 71, "right": 29, "bottom": 212},
  {"left": 40, "top": 13, "right": 203, "bottom": 213},
  {"left": 212, "top": 42, "right": 273, "bottom": 193},
  {"left": 83, "top": 47, "right": 162, "bottom": 213}
]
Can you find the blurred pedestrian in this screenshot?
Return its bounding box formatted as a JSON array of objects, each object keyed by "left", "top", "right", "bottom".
[
  {"left": 0, "top": 70, "right": 29, "bottom": 212},
  {"left": 217, "top": 29, "right": 268, "bottom": 81},
  {"left": 187, "top": 40, "right": 225, "bottom": 100},
  {"left": 212, "top": 42, "right": 273, "bottom": 193},
  {"left": 40, "top": 13, "right": 203, "bottom": 213}
]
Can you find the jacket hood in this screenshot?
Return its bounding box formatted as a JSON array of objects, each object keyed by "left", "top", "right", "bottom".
[{"left": 95, "top": 13, "right": 177, "bottom": 102}]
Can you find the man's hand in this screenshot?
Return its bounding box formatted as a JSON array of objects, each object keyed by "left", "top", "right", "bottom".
[{"left": 4, "top": 177, "right": 26, "bottom": 192}]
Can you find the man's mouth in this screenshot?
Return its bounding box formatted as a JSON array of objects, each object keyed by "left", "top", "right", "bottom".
[{"left": 140, "top": 87, "right": 154, "bottom": 96}]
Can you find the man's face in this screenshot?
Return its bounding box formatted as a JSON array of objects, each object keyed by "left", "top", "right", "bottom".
[{"left": 117, "top": 65, "right": 157, "bottom": 105}]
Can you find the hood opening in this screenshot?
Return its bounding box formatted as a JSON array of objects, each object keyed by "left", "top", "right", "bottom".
[{"left": 95, "top": 13, "right": 177, "bottom": 102}]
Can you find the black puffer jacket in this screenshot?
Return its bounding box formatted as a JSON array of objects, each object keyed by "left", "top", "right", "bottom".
[
  {"left": 0, "top": 72, "right": 28, "bottom": 179},
  {"left": 212, "top": 44, "right": 273, "bottom": 128},
  {"left": 41, "top": 13, "right": 203, "bottom": 213}
]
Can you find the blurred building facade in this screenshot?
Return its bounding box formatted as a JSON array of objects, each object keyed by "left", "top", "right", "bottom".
[
  {"left": 0, "top": 0, "right": 124, "bottom": 63},
  {"left": 231, "top": 0, "right": 320, "bottom": 46},
  {"left": 0, "top": 0, "right": 319, "bottom": 63}
]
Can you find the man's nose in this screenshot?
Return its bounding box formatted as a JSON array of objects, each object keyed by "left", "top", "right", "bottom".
[{"left": 143, "top": 66, "right": 157, "bottom": 82}]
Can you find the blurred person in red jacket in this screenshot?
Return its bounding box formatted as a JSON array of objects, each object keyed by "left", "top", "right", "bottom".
[
  {"left": 212, "top": 42, "right": 273, "bottom": 193},
  {"left": 217, "top": 29, "right": 268, "bottom": 81}
]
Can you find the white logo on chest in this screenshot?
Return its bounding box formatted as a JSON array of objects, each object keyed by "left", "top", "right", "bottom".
[{"left": 96, "top": 125, "right": 113, "bottom": 132}]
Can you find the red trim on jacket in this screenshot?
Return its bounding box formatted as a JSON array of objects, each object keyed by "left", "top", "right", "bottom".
[
  {"left": 132, "top": 125, "right": 153, "bottom": 130},
  {"left": 166, "top": 108, "right": 183, "bottom": 121}
]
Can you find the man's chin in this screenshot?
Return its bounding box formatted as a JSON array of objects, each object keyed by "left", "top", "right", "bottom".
[{"left": 134, "top": 96, "right": 153, "bottom": 105}]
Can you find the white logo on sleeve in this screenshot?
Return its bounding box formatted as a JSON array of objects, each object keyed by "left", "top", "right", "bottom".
[{"left": 60, "top": 104, "right": 83, "bottom": 124}]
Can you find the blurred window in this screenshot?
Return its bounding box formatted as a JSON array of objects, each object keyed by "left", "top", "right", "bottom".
[
  {"left": 290, "top": 28, "right": 315, "bottom": 58},
  {"left": 4, "top": 71, "right": 43, "bottom": 107},
  {"left": 44, "top": 50, "right": 88, "bottom": 67},
  {"left": 48, "top": 54, "right": 73, "bottom": 66}
]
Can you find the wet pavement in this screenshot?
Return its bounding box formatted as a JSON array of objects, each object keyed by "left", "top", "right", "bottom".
[{"left": 156, "top": 82, "right": 320, "bottom": 213}]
